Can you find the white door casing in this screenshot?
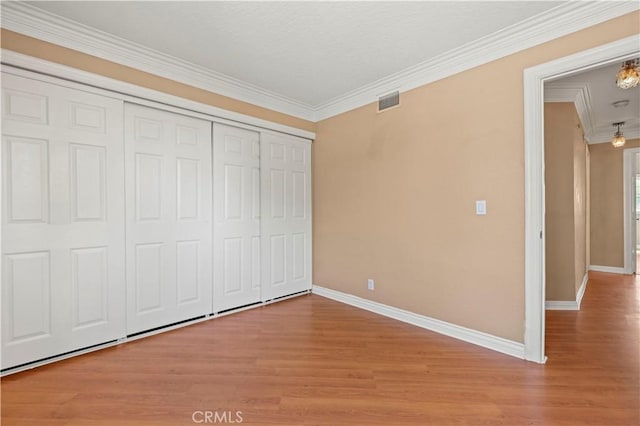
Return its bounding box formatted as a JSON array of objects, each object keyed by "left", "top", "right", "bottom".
[
  {"left": 124, "top": 103, "right": 212, "bottom": 334},
  {"left": 212, "top": 123, "right": 261, "bottom": 311},
  {"left": 1, "top": 73, "right": 126, "bottom": 369},
  {"left": 524, "top": 35, "right": 639, "bottom": 363},
  {"left": 623, "top": 148, "right": 640, "bottom": 274},
  {"left": 260, "top": 132, "right": 312, "bottom": 300}
]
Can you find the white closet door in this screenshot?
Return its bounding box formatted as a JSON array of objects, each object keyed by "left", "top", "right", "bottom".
[
  {"left": 124, "top": 103, "right": 212, "bottom": 334},
  {"left": 260, "top": 132, "right": 312, "bottom": 300},
  {"left": 213, "top": 123, "right": 261, "bottom": 311},
  {"left": 1, "top": 73, "right": 126, "bottom": 369}
]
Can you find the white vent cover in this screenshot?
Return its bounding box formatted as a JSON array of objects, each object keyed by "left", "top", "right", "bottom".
[{"left": 378, "top": 91, "right": 399, "bottom": 111}]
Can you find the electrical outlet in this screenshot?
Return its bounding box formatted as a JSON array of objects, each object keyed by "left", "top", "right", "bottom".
[{"left": 367, "top": 279, "right": 375, "bottom": 291}]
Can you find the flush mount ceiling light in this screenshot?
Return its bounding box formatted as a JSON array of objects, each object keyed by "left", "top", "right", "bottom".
[
  {"left": 616, "top": 59, "right": 640, "bottom": 89},
  {"left": 611, "top": 122, "right": 626, "bottom": 148}
]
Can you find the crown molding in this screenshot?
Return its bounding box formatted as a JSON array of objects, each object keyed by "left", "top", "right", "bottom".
[
  {"left": 0, "top": 50, "right": 316, "bottom": 141},
  {"left": 0, "top": 2, "right": 317, "bottom": 121},
  {"left": 1, "top": 2, "right": 638, "bottom": 122},
  {"left": 313, "top": 1, "right": 640, "bottom": 121},
  {"left": 544, "top": 82, "right": 595, "bottom": 142},
  {"left": 544, "top": 82, "right": 640, "bottom": 145}
]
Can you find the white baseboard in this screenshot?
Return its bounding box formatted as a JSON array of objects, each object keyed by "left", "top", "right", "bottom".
[
  {"left": 544, "top": 272, "right": 589, "bottom": 311},
  {"left": 545, "top": 300, "right": 579, "bottom": 310},
  {"left": 589, "top": 265, "right": 625, "bottom": 274},
  {"left": 576, "top": 272, "right": 588, "bottom": 309},
  {"left": 311, "top": 285, "right": 524, "bottom": 360},
  {"left": 545, "top": 272, "right": 588, "bottom": 311}
]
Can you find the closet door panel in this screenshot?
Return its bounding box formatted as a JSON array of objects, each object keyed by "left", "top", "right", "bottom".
[
  {"left": 1, "top": 73, "right": 126, "bottom": 369},
  {"left": 260, "top": 132, "right": 311, "bottom": 300},
  {"left": 213, "top": 124, "right": 261, "bottom": 312},
  {"left": 125, "top": 104, "right": 212, "bottom": 334}
]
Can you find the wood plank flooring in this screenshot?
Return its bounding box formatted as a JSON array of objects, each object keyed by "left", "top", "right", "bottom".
[{"left": 2, "top": 271, "right": 638, "bottom": 425}]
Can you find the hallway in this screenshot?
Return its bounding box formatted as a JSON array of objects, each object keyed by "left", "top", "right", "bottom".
[{"left": 545, "top": 271, "right": 639, "bottom": 425}]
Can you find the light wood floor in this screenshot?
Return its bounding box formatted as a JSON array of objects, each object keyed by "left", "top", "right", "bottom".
[{"left": 2, "top": 271, "right": 638, "bottom": 425}]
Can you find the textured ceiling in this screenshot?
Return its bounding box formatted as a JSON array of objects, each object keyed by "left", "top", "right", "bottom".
[{"left": 25, "top": 1, "right": 565, "bottom": 108}]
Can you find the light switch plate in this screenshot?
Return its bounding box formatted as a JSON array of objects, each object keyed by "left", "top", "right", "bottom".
[{"left": 476, "top": 200, "right": 487, "bottom": 215}]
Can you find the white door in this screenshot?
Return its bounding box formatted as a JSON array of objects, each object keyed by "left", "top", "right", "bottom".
[
  {"left": 124, "top": 103, "right": 212, "bottom": 334},
  {"left": 260, "top": 132, "right": 312, "bottom": 300},
  {"left": 1, "top": 73, "right": 126, "bottom": 369},
  {"left": 212, "top": 123, "right": 261, "bottom": 311}
]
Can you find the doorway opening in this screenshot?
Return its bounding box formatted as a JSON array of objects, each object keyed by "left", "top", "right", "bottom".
[{"left": 523, "top": 35, "right": 639, "bottom": 363}]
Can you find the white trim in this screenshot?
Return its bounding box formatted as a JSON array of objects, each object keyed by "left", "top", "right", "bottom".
[
  {"left": 623, "top": 148, "right": 640, "bottom": 274},
  {"left": 589, "top": 265, "right": 627, "bottom": 274},
  {"left": 0, "top": 51, "right": 315, "bottom": 141},
  {"left": 2, "top": 2, "right": 637, "bottom": 122},
  {"left": 312, "top": 285, "right": 525, "bottom": 360},
  {"left": 0, "top": 339, "right": 124, "bottom": 377},
  {"left": 544, "top": 272, "right": 588, "bottom": 311},
  {"left": 576, "top": 272, "right": 589, "bottom": 308},
  {"left": 524, "top": 35, "right": 640, "bottom": 364},
  {"left": 545, "top": 300, "right": 579, "bottom": 310},
  {"left": 544, "top": 82, "right": 594, "bottom": 142},
  {"left": 314, "top": 2, "right": 639, "bottom": 120},
  {"left": 0, "top": 2, "right": 316, "bottom": 121}
]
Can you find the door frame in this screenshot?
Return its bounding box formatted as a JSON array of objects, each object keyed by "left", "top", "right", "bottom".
[
  {"left": 623, "top": 148, "right": 640, "bottom": 274},
  {"left": 523, "top": 35, "right": 639, "bottom": 363}
]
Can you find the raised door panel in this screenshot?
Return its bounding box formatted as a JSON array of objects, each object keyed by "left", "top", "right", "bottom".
[
  {"left": 261, "top": 132, "right": 312, "bottom": 301},
  {"left": 135, "top": 243, "right": 164, "bottom": 314},
  {"left": 4, "top": 136, "right": 49, "bottom": 223},
  {"left": 177, "top": 158, "right": 200, "bottom": 220},
  {"left": 125, "top": 103, "right": 212, "bottom": 334},
  {"left": 2, "top": 88, "right": 49, "bottom": 125},
  {"left": 70, "top": 144, "right": 106, "bottom": 222},
  {"left": 1, "top": 73, "right": 126, "bottom": 370},
  {"left": 223, "top": 238, "right": 243, "bottom": 295},
  {"left": 70, "top": 247, "right": 108, "bottom": 330},
  {"left": 270, "top": 235, "right": 286, "bottom": 287},
  {"left": 176, "top": 241, "right": 200, "bottom": 305},
  {"left": 3, "top": 252, "right": 52, "bottom": 345},
  {"left": 213, "top": 123, "right": 261, "bottom": 312},
  {"left": 135, "top": 154, "right": 163, "bottom": 221}
]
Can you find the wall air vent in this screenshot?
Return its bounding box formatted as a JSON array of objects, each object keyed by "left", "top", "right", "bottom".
[{"left": 378, "top": 91, "right": 400, "bottom": 111}]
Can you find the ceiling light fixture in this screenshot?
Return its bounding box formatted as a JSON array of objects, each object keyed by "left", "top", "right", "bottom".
[
  {"left": 616, "top": 59, "right": 640, "bottom": 89},
  {"left": 611, "top": 122, "right": 626, "bottom": 148}
]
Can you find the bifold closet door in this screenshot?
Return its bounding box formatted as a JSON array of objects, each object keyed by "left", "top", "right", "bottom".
[
  {"left": 1, "top": 73, "right": 126, "bottom": 369},
  {"left": 260, "top": 132, "right": 312, "bottom": 300},
  {"left": 124, "top": 104, "right": 212, "bottom": 334},
  {"left": 212, "top": 123, "right": 261, "bottom": 311}
]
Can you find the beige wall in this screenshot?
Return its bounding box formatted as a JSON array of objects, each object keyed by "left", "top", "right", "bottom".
[
  {"left": 544, "top": 102, "right": 587, "bottom": 301},
  {"left": 0, "top": 29, "right": 315, "bottom": 133},
  {"left": 590, "top": 138, "right": 640, "bottom": 267},
  {"left": 313, "top": 11, "right": 640, "bottom": 343}
]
